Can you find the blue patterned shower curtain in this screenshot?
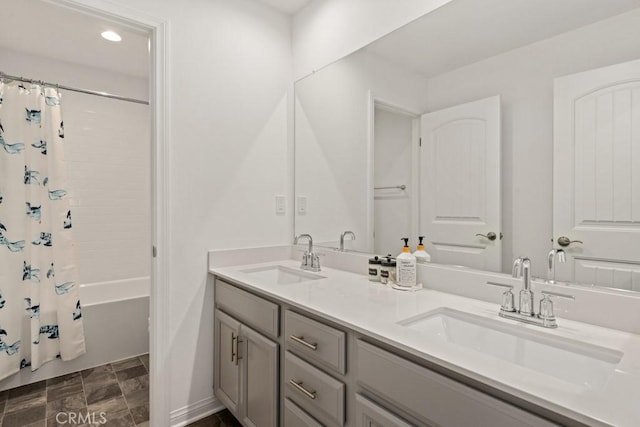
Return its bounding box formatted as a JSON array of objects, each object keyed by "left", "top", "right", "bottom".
[{"left": 0, "top": 80, "right": 85, "bottom": 380}]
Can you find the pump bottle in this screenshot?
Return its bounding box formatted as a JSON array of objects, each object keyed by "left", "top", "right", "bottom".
[
  {"left": 396, "top": 238, "right": 417, "bottom": 287},
  {"left": 413, "top": 236, "right": 431, "bottom": 263}
]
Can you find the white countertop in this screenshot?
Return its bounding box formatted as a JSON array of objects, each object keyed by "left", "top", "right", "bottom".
[{"left": 210, "top": 259, "right": 640, "bottom": 427}]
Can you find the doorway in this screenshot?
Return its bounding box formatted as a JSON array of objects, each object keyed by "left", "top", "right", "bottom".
[{"left": 0, "top": 0, "right": 168, "bottom": 425}]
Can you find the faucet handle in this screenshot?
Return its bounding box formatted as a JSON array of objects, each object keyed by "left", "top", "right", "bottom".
[
  {"left": 486, "top": 282, "right": 516, "bottom": 313},
  {"left": 538, "top": 291, "right": 575, "bottom": 324},
  {"left": 541, "top": 290, "right": 575, "bottom": 300},
  {"left": 309, "top": 253, "right": 321, "bottom": 272}
]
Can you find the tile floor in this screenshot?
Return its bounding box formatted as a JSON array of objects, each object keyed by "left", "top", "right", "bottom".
[
  {"left": 0, "top": 353, "right": 149, "bottom": 427},
  {"left": 186, "top": 410, "right": 241, "bottom": 427}
]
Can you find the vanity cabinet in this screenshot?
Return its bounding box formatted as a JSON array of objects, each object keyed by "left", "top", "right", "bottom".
[
  {"left": 214, "top": 280, "right": 279, "bottom": 427},
  {"left": 284, "top": 351, "right": 345, "bottom": 426},
  {"left": 356, "top": 340, "right": 557, "bottom": 427},
  {"left": 285, "top": 310, "right": 346, "bottom": 375},
  {"left": 214, "top": 309, "right": 241, "bottom": 414},
  {"left": 213, "top": 276, "right": 564, "bottom": 427},
  {"left": 354, "top": 394, "right": 412, "bottom": 427}
]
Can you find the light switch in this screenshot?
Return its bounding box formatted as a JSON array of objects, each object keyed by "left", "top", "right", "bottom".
[
  {"left": 275, "top": 195, "right": 286, "bottom": 215},
  {"left": 297, "top": 196, "right": 307, "bottom": 214}
]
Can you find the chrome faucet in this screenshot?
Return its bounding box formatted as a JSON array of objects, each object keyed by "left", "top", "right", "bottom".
[
  {"left": 546, "top": 249, "right": 565, "bottom": 284},
  {"left": 512, "top": 257, "right": 533, "bottom": 316},
  {"left": 339, "top": 230, "right": 356, "bottom": 252},
  {"left": 294, "top": 234, "right": 321, "bottom": 272},
  {"left": 487, "top": 257, "right": 575, "bottom": 328}
]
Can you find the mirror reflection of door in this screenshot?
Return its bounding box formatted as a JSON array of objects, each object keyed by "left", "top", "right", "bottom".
[
  {"left": 373, "top": 102, "right": 420, "bottom": 255},
  {"left": 420, "top": 96, "right": 502, "bottom": 271},
  {"left": 554, "top": 59, "right": 640, "bottom": 291}
]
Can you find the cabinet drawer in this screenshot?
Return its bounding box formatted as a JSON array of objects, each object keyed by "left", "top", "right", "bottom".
[
  {"left": 355, "top": 394, "right": 413, "bottom": 427},
  {"left": 356, "top": 340, "right": 557, "bottom": 427},
  {"left": 285, "top": 310, "right": 346, "bottom": 374},
  {"left": 215, "top": 279, "right": 279, "bottom": 338},
  {"left": 284, "top": 352, "right": 345, "bottom": 426},
  {"left": 284, "top": 398, "right": 324, "bottom": 427}
]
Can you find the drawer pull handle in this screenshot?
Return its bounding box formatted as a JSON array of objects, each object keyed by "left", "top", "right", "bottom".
[
  {"left": 289, "top": 335, "right": 318, "bottom": 351},
  {"left": 289, "top": 379, "right": 316, "bottom": 400}
]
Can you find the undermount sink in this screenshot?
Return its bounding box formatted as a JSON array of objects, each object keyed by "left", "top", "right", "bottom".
[
  {"left": 398, "top": 308, "right": 623, "bottom": 390},
  {"left": 240, "top": 265, "right": 325, "bottom": 285}
]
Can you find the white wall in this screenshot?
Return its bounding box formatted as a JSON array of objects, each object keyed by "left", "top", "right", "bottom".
[
  {"left": 426, "top": 8, "right": 640, "bottom": 276},
  {"left": 295, "top": 51, "right": 428, "bottom": 252},
  {"left": 292, "top": 0, "right": 453, "bottom": 80},
  {"left": 69, "top": 0, "right": 293, "bottom": 419}
]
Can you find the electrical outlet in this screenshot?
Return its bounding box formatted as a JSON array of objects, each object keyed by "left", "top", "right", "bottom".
[
  {"left": 297, "top": 196, "right": 307, "bottom": 214},
  {"left": 275, "top": 195, "right": 286, "bottom": 215}
]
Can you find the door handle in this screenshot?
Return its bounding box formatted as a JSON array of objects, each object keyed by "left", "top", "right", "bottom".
[
  {"left": 476, "top": 232, "right": 501, "bottom": 241},
  {"left": 557, "top": 236, "right": 583, "bottom": 247}
]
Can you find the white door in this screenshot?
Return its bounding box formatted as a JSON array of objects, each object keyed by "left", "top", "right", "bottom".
[
  {"left": 420, "top": 96, "right": 501, "bottom": 271},
  {"left": 554, "top": 59, "right": 640, "bottom": 291}
]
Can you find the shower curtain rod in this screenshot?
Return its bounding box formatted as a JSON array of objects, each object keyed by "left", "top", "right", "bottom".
[{"left": 0, "top": 71, "right": 149, "bottom": 105}]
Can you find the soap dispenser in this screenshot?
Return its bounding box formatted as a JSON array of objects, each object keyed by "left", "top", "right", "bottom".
[
  {"left": 396, "top": 238, "right": 417, "bottom": 287},
  {"left": 413, "top": 236, "right": 431, "bottom": 263}
]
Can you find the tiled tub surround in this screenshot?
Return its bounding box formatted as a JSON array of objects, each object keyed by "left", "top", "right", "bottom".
[
  {"left": 208, "top": 246, "right": 640, "bottom": 427},
  {"left": 0, "top": 354, "right": 149, "bottom": 427}
]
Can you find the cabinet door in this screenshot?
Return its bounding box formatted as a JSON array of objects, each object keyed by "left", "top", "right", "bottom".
[
  {"left": 355, "top": 394, "right": 414, "bottom": 427},
  {"left": 241, "top": 324, "right": 279, "bottom": 427},
  {"left": 214, "top": 309, "right": 241, "bottom": 414}
]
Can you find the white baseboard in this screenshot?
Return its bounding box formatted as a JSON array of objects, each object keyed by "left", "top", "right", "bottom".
[{"left": 170, "top": 395, "right": 225, "bottom": 427}]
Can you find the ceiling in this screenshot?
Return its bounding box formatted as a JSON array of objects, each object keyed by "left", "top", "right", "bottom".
[
  {"left": 0, "top": 0, "right": 149, "bottom": 79},
  {"left": 365, "top": 0, "right": 640, "bottom": 79},
  {"left": 253, "top": 0, "right": 311, "bottom": 15}
]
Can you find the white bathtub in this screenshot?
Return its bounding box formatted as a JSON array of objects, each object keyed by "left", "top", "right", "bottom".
[
  {"left": 0, "top": 277, "right": 150, "bottom": 391},
  {"left": 81, "top": 276, "right": 150, "bottom": 306}
]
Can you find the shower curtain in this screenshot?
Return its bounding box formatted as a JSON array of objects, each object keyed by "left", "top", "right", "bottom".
[{"left": 0, "top": 80, "right": 85, "bottom": 380}]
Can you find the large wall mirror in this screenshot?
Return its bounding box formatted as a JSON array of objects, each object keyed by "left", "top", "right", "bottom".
[{"left": 294, "top": 0, "right": 640, "bottom": 292}]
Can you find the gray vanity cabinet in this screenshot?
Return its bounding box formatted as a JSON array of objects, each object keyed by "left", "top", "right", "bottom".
[
  {"left": 356, "top": 340, "right": 557, "bottom": 427},
  {"left": 214, "top": 279, "right": 280, "bottom": 427},
  {"left": 213, "top": 276, "right": 565, "bottom": 427},
  {"left": 354, "top": 394, "right": 413, "bottom": 427},
  {"left": 241, "top": 325, "right": 279, "bottom": 427},
  {"left": 214, "top": 309, "right": 241, "bottom": 414}
]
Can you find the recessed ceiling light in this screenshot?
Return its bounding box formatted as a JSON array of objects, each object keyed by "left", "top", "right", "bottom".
[{"left": 101, "top": 31, "right": 122, "bottom": 42}]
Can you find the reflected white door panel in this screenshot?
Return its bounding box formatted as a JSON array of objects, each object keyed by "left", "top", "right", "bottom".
[
  {"left": 554, "top": 59, "right": 640, "bottom": 290},
  {"left": 420, "top": 96, "right": 501, "bottom": 271}
]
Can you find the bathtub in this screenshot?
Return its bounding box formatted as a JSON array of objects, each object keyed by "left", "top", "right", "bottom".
[{"left": 0, "top": 277, "right": 150, "bottom": 391}]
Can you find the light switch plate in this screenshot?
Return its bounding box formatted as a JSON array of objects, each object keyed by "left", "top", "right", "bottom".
[
  {"left": 275, "top": 195, "right": 286, "bottom": 215},
  {"left": 297, "top": 196, "right": 307, "bottom": 214}
]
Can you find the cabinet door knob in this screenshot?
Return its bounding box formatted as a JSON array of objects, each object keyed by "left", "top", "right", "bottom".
[
  {"left": 557, "top": 236, "right": 583, "bottom": 247},
  {"left": 289, "top": 379, "right": 316, "bottom": 400},
  {"left": 289, "top": 335, "right": 318, "bottom": 351}
]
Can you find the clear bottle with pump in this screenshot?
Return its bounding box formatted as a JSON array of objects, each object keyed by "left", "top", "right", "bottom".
[
  {"left": 413, "top": 236, "right": 431, "bottom": 263},
  {"left": 396, "top": 238, "right": 417, "bottom": 287}
]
